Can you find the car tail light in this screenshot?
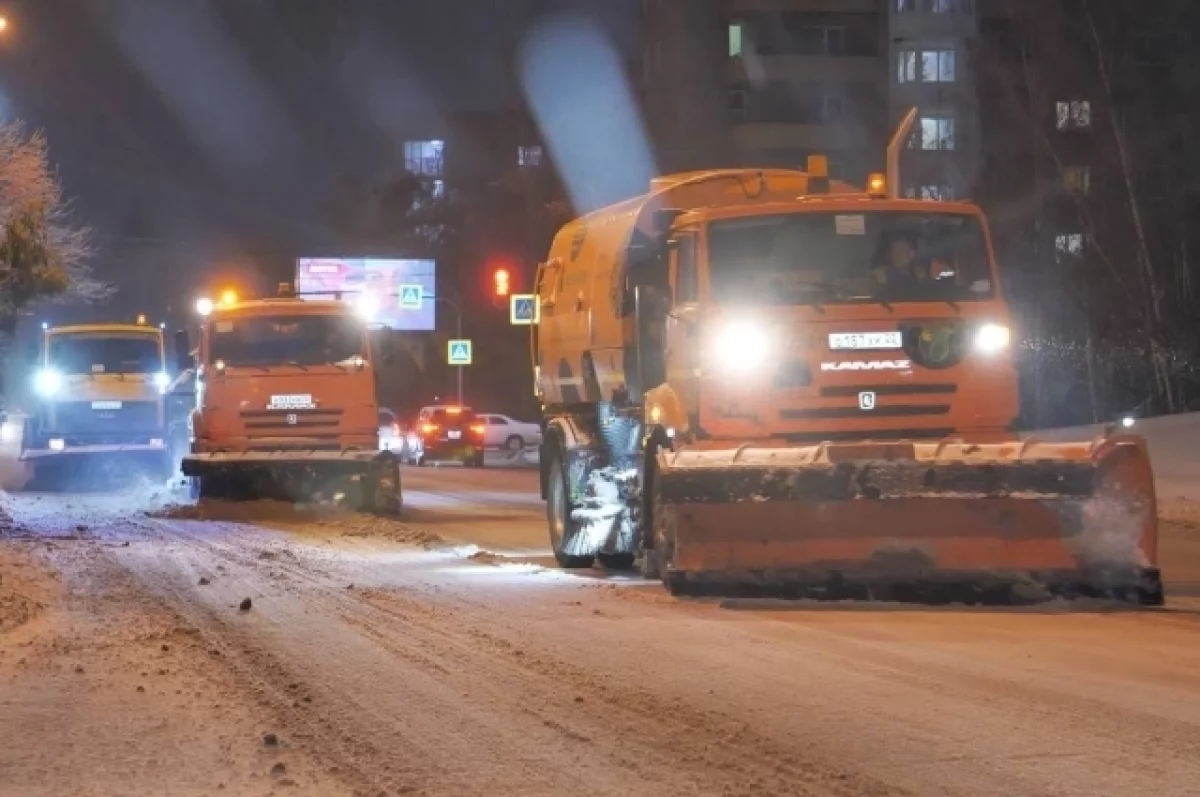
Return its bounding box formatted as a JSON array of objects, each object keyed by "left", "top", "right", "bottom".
[
  {"left": 469, "top": 423, "right": 485, "bottom": 436},
  {"left": 420, "top": 422, "right": 439, "bottom": 435}
]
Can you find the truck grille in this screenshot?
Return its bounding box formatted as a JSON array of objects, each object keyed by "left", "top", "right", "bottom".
[
  {"left": 818, "top": 384, "right": 957, "bottom": 398},
  {"left": 773, "top": 361, "right": 813, "bottom": 389},
  {"left": 239, "top": 408, "right": 344, "bottom": 435},
  {"left": 52, "top": 401, "right": 160, "bottom": 434},
  {"left": 780, "top": 405, "right": 951, "bottom": 420}
]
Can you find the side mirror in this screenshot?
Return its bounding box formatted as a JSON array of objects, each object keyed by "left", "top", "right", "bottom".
[{"left": 173, "top": 329, "right": 191, "bottom": 372}]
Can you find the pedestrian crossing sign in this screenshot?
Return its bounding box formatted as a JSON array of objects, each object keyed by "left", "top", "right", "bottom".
[
  {"left": 399, "top": 284, "right": 423, "bottom": 310},
  {"left": 509, "top": 294, "right": 539, "bottom": 325},
  {"left": 447, "top": 339, "right": 473, "bottom": 366}
]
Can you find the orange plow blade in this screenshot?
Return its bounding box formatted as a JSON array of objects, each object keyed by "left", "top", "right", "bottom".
[{"left": 652, "top": 435, "right": 1162, "bottom": 604}]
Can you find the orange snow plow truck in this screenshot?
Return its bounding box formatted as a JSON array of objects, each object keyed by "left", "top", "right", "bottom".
[
  {"left": 533, "top": 112, "right": 1162, "bottom": 604},
  {"left": 178, "top": 285, "right": 400, "bottom": 513}
]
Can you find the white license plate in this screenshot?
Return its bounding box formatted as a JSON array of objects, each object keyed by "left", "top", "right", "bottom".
[
  {"left": 267, "top": 394, "right": 315, "bottom": 410},
  {"left": 447, "top": 430, "right": 462, "bottom": 440},
  {"left": 828, "top": 332, "right": 903, "bottom": 350},
  {"left": 91, "top": 400, "right": 122, "bottom": 410}
]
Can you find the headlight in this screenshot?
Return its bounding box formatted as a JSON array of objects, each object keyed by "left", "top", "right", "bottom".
[
  {"left": 34, "top": 368, "right": 62, "bottom": 397},
  {"left": 710, "top": 321, "right": 772, "bottom": 373},
  {"left": 154, "top": 371, "right": 171, "bottom": 389},
  {"left": 973, "top": 323, "right": 1011, "bottom": 355}
]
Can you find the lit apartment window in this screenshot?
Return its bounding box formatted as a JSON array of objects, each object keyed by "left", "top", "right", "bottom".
[
  {"left": 923, "top": 49, "right": 955, "bottom": 81},
  {"left": 518, "top": 145, "right": 543, "bottom": 167},
  {"left": 1062, "top": 165, "right": 1091, "bottom": 194},
  {"left": 729, "top": 22, "right": 743, "bottom": 57},
  {"left": 404, "top": 140, "right": 444, "bottom": 176},
  {"left": 919, "top": 116, "right": 956, "bottom": 150},
  {"left": 897, "top": 49, "right": 955, "bottom": 83},
  {"left": 1055, "top": 232, "right": 1084, "bottom": 261},
  {"left": 1056, "top": 100, "right": 1091, "bottom": 130}
]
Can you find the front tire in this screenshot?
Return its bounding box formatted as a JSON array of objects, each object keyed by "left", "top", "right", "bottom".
[
  {"left": 505, "top": 435, "right": 524, "bottom": 453},
  {"left": 546, "top": 445, "right": 594, "bottom": 569}
]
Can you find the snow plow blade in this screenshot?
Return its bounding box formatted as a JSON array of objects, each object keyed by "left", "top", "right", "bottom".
[
  {"left": 181, "top": 450, "right": 401, "bottom": 514},
  {"left": 653, "top": 435, "right": 1162, "bottom": 604}
]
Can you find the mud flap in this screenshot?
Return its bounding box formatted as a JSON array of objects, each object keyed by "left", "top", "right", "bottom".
[{"left": 654, "top": 435, "right": 1161, "bottom": 604}]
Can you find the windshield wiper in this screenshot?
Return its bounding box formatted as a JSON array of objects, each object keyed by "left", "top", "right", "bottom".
[{"left": 285, "top": 360, "right": 309, "bottom": 371}]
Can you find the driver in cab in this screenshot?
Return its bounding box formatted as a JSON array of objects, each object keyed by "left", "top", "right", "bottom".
[{"left": 871, "top": 231, "right": 953, "bottom": 290}]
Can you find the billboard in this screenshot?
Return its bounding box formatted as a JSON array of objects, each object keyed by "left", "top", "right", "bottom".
[{"left": 295, "top": 258, "right": 436, "bottom": 331}]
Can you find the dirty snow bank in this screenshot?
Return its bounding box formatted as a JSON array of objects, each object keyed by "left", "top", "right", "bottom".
[{"left": 148, "top": 499, "right": 444, "bottom": 547}]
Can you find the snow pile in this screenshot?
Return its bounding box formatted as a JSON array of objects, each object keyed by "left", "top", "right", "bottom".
[
  {"left": 330, "top": 515, "right": 443, "bottom": 547},
  {"left": 0, "top": 545, "right": 53, "bottom": 633}
]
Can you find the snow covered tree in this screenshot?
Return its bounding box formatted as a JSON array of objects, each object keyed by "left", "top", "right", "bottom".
[{"left": 0, "top": 123, "right": 106, "bottom": 335}]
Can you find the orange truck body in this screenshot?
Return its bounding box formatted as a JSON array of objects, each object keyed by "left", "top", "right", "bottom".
[
  {"left": 532, "top": 162, "right": 1161, "bottom": 604},
  {"left": 181, "top": 295, "right": 399, "bottom": 511}
]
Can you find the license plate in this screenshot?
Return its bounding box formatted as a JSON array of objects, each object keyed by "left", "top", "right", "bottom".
[
  {"left": 91, "top": 400, "right": 122, "bottom": 410},
  {"left": 828, "top": 332, "right": 903, "bottom": 350},
  {"left": 267, "top": 394, "right": 315, "bottom": 410},
  {"left": 448, "top": 430, "right": 462, "bottom": 440}
]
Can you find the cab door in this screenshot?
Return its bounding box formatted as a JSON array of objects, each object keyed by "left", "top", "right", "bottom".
[{"left": 663, "top": 229, "right": 701, "bottom": 420}]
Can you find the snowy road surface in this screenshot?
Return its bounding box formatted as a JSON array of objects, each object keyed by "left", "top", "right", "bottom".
[{"left": 2, "top": 468, "right": 1200, "bottom": 796}]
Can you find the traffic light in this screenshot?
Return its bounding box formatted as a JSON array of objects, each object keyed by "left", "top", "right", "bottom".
[{"left": 493, "top": 267, "right": 511, "bottom": 298}]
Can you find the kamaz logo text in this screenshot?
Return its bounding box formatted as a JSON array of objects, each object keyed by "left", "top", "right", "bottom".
[{"left": 820, "top": 360, "right": 911, "bottom": 372}]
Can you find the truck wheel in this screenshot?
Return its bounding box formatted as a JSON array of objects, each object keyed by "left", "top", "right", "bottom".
[{"left": 546, "top": 446, "right": 594, "bottom": 569}]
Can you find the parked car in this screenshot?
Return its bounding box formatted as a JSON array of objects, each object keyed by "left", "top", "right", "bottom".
[
  {"left": 406, "top": 405, "right": 485, "bottom": 467},
  {"left": 477, "top": 413, "right": 542, "bottom": 453}
]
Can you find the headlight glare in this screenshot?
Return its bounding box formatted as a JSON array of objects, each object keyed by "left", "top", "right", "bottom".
[
  {"left": 711, "top": 322, "right": 772, "bottom": 373},
  {"left": 34, "top": 368, "right": 62, "bottom": 397},
  {"left": 974, "top": 323, "right": 1011, "bottom": 354},
  {"left": 154, "top": 371, "right": 171, "bottom": 392}
]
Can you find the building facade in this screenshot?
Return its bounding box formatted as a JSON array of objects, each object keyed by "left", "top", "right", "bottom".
[{"left": 641, "top": 0, "right": 980, "bottom": 198}]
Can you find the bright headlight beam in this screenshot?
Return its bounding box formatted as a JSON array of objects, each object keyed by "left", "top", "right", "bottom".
[
  {"left": 34, "top": 368, "right": 62, "bottom": 397},
  {"left": 974, "top": 323, "right": 1011, "bottom": 354},
  {"left": 712, "top": 322, "right": 771, "bottom": 372}
]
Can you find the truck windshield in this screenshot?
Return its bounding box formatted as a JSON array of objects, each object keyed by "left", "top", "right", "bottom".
[
  {"left": 707, "top": 211, "right": 993, "bottom": 305},
  {"left": 48, "top": 334, "right": 162, "bottom": 375},
  {"left": 209, "top": 314, "right": 365, "bottom": 366}
]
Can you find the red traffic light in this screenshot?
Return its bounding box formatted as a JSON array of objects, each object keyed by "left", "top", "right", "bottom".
[{"left": 493, "top": 267, "right": 511, "bottom": 297}]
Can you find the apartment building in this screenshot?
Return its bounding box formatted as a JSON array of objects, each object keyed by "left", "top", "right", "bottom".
[
  {"left": 641, "top": 0, "right": 979, "bottom": 197},
  {"left": 396, "top": 110, "right": 548, "bottom": 197}
]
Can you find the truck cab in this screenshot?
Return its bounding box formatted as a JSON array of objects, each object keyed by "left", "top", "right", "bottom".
[
  {"left": 187, "top": 297, "right": 379, "bottom": 456},
  {"left": 21, "top": 319, "right": 172, "bottom": 476},
  {"left": 179, "top": 287, "right": 401, "bottom": 511}
]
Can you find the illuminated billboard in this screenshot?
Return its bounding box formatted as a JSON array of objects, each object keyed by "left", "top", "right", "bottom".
[{"left": 295, "top": 258, "right": 436, "bottom": 331}]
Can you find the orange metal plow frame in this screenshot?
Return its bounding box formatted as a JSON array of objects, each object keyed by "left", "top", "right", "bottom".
[{"left": 654, "top": 436, "right": 1162, "bottom": 604}]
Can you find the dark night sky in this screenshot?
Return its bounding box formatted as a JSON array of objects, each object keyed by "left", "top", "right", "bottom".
[{"left": 0, "top": 0, "right": 642, "bottom": 323}]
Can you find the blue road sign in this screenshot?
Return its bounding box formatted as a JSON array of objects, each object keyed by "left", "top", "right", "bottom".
[
  {"left": 399, "top": 284, "right": 423, "bottom": 310},
  {"left": 447, "top": 339, "right": 473, "bottom": 366},
  {"left": 509, "top": 294, "right": 539, "bottom": 325}
]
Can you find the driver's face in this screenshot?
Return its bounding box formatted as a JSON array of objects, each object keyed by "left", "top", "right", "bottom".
[{"left": 889, "top": 240, "right": 917, "bottom": 269}]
